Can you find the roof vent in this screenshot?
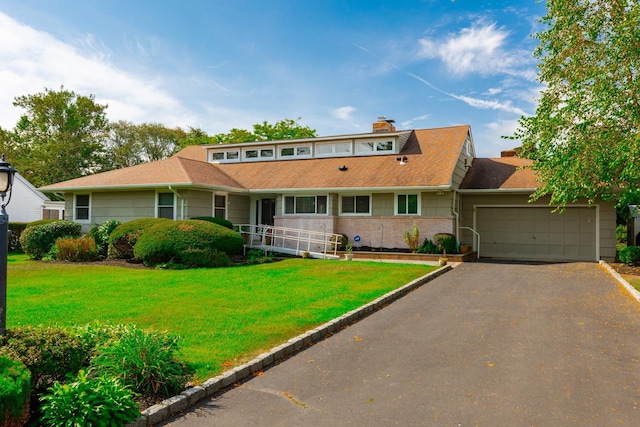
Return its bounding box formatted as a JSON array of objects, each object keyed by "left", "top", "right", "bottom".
[{"left": 372, "top": 117, "right": 396, "bottom": 133}]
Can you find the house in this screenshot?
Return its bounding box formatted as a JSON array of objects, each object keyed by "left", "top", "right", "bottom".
[
  {"left": 38, "top": 118, "right": 616, "bottom": 262},
  {"left": 8, "top": 173, "right": 65, "bottom": 223}
]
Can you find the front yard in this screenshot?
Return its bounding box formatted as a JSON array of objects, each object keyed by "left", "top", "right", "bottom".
[{"left": 7, "top": 254, "right": 437, "bottom": 381}]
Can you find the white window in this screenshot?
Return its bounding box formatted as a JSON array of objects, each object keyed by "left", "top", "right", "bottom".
[
  {"left": 341, "top": 195, "right": 370, "bottom": 215},
  {"left": 242, "top": 147, "right": 275, "bottom": 161},
  {"left": 74, "top": 194, "right": 91, "bottom": 222},
  {"left": 284, "top": 195, "right": 328, "bottom": 215},
  {"left": 316, "top": 142, "right": 352, "bottom": 157},
  {"left": 210, "top": 150, "right": 240, "bottom": 162},
  {"left": 157, "top": 192, "right": 175, "bottom": 219},
  {"left": 214, "top": 194, "right": 226, "bottom": 219},
  {"left": 280, "top": 145, "right": 312, "bottom": 159},
  {"left": 397, "top": 194, "right": 419, "bottom": 215},
  {"left": 356, "top": 140, "right": 394, "bottom": 154}
]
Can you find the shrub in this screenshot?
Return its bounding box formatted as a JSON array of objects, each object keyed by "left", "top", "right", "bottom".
[
  {"left": 87, "top": 219, "right": 121, "bottom": 258},
  {"left": 8, "top": 223, "right": 27, "bottom": 252},
  {"left": 0, "top": 326, "right": 87, "bottom": 393},
  {"left": 107, "top": 217, "right": 171, "bottom": 260},
  {"left": 416, "top": 238, "right": 439, "bottom": 254},
  {"left": 19, "top": 220, "right": 82, "bottom": 260},
  {"left": 25, "top": 219, "right": 60, "bottom": 229},
  {"left": 616, "top": 224, "right": 627, "bottom": 244},
  {"left": 434, "top": 233, "right": 458, "bottom": 254},
  {"left": 54, "top": 236, "right": 98, "bottom": 262},
  {"left": 246, "top": 249, "right": 275, "bottom": 265},
  {"left": 191, "top": 216, "right": 234, "bottom": 230},
  {"left": 619, "top": 246, "right": 640, "bottom": 266},
  {"left": 41, "top": 370, "right": 139, "bottom": 427},
  {"left": 404, "top": 223, "right": 420, "bottom": 253},
  {"left": 0, "top": 355, "right": 31, "bottom": 427},
  {"left": 90, "top": 326, "right": 190, "bottom": 398},
  {"left": 133, "top": 219, "right": 243, "bottom": 267}
]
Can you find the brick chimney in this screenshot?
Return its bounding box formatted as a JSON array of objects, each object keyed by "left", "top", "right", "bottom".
[
  {"left": 372, "top": 116, "right": 396, "bottom": 133},
  {"left": 501, "top": 149, "right": 517, "bottom": 158}
]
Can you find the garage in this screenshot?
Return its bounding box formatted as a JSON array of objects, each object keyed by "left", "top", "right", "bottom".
[{"left": 475, "top": 206, "right": 597, "bottom": 261}]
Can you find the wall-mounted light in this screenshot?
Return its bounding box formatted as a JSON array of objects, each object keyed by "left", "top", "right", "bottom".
[
  {"left": 338, "top": 165, "right": 348, "bottom": 171},
  {"left": 436, "top": 191, "right": 444, "bottom": 196}
]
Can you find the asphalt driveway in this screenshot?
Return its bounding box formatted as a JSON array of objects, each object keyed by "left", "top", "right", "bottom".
[{"left": 161, "top": 262, "right": 640, "bottom": 426}]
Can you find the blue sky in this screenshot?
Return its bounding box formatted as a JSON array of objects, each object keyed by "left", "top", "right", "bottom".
[{"left": 0, "top": 0, "right": 547, "bottom": 157}]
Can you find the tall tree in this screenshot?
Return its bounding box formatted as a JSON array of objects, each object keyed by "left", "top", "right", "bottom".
[
  {"left": 212, "top": 118, "right": 317, "bottom": 144},
  {"left": 513, "top": 0, "right": 640, "bottom": 207},
  {"left": 7, "top": 87, "right": 110, "bottom": 187}
]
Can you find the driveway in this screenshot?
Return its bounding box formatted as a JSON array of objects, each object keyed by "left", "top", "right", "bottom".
[{"left": 161, "top": 262, "right": 640, "bottom": 426}]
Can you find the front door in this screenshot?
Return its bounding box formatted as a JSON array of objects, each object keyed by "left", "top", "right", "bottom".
[{"left": 260, "top": 198, "right": 276, "bottom": 226}]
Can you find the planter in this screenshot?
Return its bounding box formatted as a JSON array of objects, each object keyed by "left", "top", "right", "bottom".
[
  {"left": 438, "top": 257, "right": 448, "bottom": 266},
  {"left": 344, "top": 253, "right": 353, "bottom": 261},
  {"left": 459, "top": 244, "right": 472, "bottom": 254}
]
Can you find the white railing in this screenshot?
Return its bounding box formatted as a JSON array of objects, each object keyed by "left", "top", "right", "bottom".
[
  {"left": 234, "top": 224, "right": 343, "bottom": 259},
  {"left": 460, "top": 226, "right": 480, "bottom": 258}
]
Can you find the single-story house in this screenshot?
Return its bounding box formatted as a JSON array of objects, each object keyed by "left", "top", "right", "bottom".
[
  {"left": 8, "top": 173, "right": 65, "bottom": 222},
  {"left": 39, "top": 118, "right": 616, "bottom": 262}
]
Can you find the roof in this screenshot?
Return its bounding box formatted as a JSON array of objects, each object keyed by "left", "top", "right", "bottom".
[
  {"left": 459, "top": 157, "right": 539, "bottom": 190},
  {"left": 39, "top": 125, "right": 472, "bottom": 193}
]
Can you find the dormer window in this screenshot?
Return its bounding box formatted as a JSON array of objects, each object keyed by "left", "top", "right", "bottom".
[
  {"left": 279, "top": 145, "right": 312, "bottom": 159},
  {"left": 210, "top": 150, "right": 240, "bottom": 162},
  {"left": 356, "top": 140, "right": 394, "bottom": 154},
  {"left": 243, "top": 147, "right": 275, "bottom": 161}
]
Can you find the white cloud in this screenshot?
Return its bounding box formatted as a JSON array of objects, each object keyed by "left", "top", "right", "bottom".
[
  {"left": 0, "top": 12, "right": 194, "bottom": 130},
  {"left": 474, "top": 118, "right": 522, "bottom": 157},
  {"left": 401, "top": 114, "right": 431, "bottom": 128},
  {"left": 484, "top": 87, "right": 503, "bottom": 96},
  {"left": 332, "top": 106, "right": 357, "bottom": 121},
  {"left": 418, "top": 21, "right": 532, "bottom": 78}
]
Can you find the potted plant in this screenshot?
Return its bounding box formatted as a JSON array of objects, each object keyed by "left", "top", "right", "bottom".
[
  {"left": 438, "top": 248, "right": 448, "bottom": 266},
  {"left": 301, "top": 250, "right": 310, "bottom": 259},
  {"left": 459, "top": 244, "right": 472, "bottom": 254},
  {"left": 344, "top": 243, "right": 353, "bottom": 261}
]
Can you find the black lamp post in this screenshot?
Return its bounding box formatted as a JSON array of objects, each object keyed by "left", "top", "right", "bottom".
[{"left": 0, "top": 154, "right": 17, "bottom": 336}]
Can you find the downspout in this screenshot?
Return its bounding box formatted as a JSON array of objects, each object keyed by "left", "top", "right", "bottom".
[
  {"left": 168, "top": 186, "right": 184, "bottom": 220},
  {"left": 452, "top": 189, "right": 459, "bottom": 241}
]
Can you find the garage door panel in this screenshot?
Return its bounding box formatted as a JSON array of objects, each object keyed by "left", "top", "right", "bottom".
[{"left": 477, "top": 207, "right": 596, "bottom": 261}]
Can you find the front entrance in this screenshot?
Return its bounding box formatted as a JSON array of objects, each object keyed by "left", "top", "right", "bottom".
[{"left": 258, "top": 198, "right": 276, "bottom": 226}]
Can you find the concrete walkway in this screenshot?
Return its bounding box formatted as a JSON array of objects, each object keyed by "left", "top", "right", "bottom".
[{"left": 161, "top": 262, "right": 640, "bottom": 426}]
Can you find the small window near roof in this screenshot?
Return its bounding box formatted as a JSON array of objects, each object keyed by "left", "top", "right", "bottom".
[
  {"left": 157, "top": 192, "right": 174, "bottom": 219},
  {"left": 75, "top": 194, "right": 90, "bottom": 221}
]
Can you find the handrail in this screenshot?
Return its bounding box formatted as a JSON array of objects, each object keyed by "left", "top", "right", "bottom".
[
  {"left": 460, "top": 226, "right": 480, "bottom": 258},
  {"left": 234, "top": 224, "right": 343, "bottom": 259}
]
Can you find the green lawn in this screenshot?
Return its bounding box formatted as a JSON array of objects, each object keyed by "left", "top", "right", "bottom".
[
  {"left": 7, "top": 254, "right": 437, "bottom": 380},
  {"left": 622, "top": 274, "right": 640, "bottom": 292}
]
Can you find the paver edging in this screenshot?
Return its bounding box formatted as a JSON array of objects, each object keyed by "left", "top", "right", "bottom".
[
  {"left": 127, "top": 264, "right": 452, "bottom": 426},
  {"left": 599, "top": 260, "right": 640, "bottom": 303}
]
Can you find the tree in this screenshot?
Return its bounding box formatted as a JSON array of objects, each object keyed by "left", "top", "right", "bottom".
[
  {"left": 513, "top": 0, "right": 640, "bottom": 208},
  {"left": 5, "top": 87, "right": 110, "bottom": 187},
  {"left": 212, "top": 118, "right": 317, "bottom": 144}
]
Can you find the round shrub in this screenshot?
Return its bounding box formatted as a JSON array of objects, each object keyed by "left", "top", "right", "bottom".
[
  {"left": 434, "top": 232, "right": 458, "bottom": 254},
  {"left": 25, "top": 219, "right": 60, "bottom": 229},
  {"left": 0, "top": 355, "right": 31, "bottom": 427},
  {"left": 133, "top": 219, "right": 243, "bottom": 267},
  {"left": 19, "top": 220, "right": 82, "bottom": 260},
  {"left": 87, "top": 219, "right": 121, "bottom": 258},
  {"left": 619, "top": 246, "right": 640, "bottom": 266},
  {"left": 191, "top": 216, "right": 234, "bottom": 230},
  {"left": 0, "top": 326, "right": 87, "bottom": 393},
  {"left": 41, "top": 370, "right": 139, "bottom": 427},
  {"left": 107, "top": 217, "right": 171, "bottom": 260},
  {"left": 8, "top": 223, "right": 27, "bottom": 252}
]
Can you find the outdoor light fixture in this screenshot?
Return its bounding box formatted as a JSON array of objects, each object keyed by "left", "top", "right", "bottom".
[
  {"left": 0, "top": 154, "right": 17, "bottom": 336},
  {"left": 338, "top": 165, "right": 348, "bottom": 171},
  {"left": 397, "top": 156, "right": 408, "bottom": 165}
]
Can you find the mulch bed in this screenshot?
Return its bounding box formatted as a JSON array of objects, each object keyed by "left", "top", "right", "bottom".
[{"left": 609, "top": 263, "right": 640, "bottom": 277}]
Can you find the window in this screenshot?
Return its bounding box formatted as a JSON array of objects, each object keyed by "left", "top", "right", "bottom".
[
  {"left": 157, "top": 192, "right": 175, "bottom": 219},
  {"left": 280, "top": 145, "right": 311, "bottom": 159},
  {"left": 316, "top": 142, "right": 352, "bottom": 157},
  {"left": 243, "top": 147, "right": 275, "bottom": 161},
  {"left": 214, "top": 194, "right": 226, "bottom": 219},
  {"left": 261, "top": 148, "right": 274, "bottom": 158},
  {"left": 210, "top": 150, "right": 239, "bottom": 162},
  {"left": 356, "top": 140, "right": 394, "bottom": 154},
  {"left": 75, "top": 194, "right": 90, "bottom": 221},
  {"left": 397, "top": 194, "right": 419, "bottom": 215},
  {"left": 341, "top": 195, "right": 370, "bottom": 214},
  {"left": 284, "top": 196, "right": 327, "bottom": 214}
]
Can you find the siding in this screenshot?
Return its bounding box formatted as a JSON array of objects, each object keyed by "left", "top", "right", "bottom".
[
  {"left": 372, "top": 193, "right": 394, "bottom": 216},
  {"left": 183, "top": 190, "right": 212, "bottom": 218},
  {"left": 228, "top": 194, "right": 250, "bottom": 225},
  {"left": 90, "top": 191, "right": 155, "bottom": 224},
  {"left": 423, "top": 192, "right": 452, "bottom": 217}
]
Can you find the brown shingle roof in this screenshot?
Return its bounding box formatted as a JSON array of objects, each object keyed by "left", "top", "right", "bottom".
[
  {"left": 459, "top": 157, "right": 539, "bottom": 190},
  {"left": 39, "top": 125, "right": 472, "bottom": 192}
]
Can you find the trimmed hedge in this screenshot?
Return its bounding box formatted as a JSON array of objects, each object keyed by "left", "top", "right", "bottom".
[
  {"left": 87, "top": 219, "right": 121, "bottom": 258},
  {"left": 25, "top": 219, "right": 60, "bottom": 229},
  {"left": 19, "top": 220, "right": 82, "bottom": 260},
  {"left": 133, "top": 219, "right": 243, "bottom": 267},
  {"left": 8, "top": 223, "right": 27, "bottom": 252},
  {"left": 191, "top": 216, "right": 234, "bottom": 230},
  {"left": 107, "top": 218, "right": 172, "bottom": 260},
  {"left": 0, "top": 355, "right": 31, "bottom": 427}
]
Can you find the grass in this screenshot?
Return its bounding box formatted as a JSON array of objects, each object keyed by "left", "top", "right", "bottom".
[
  {"left": 622, "top": 275, "right": 640, "bottom": 292},
  {"left": 6, "top": 253, "right": 437, "bottom": 380}
]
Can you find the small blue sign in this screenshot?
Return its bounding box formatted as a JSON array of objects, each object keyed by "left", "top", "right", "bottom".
[{"left": 354, "top": 235, "right": 361, "bottom": 242}]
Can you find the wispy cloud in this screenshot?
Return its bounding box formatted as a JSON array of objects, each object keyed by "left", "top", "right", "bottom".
[
  {"left": 0, "top": 12, "right": 194, "bottom": 129},
  {"left": 332, "top": 106, "right": 357, "bottom": 121},
  {"left": 401, "top": 114, "right": 431, "bottom": 128},
  {"left": 418, "top": 21, "right": 533, "bottom": 79}
]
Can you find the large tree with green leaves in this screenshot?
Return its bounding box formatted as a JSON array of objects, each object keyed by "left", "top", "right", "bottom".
[
  {"left": 0, "top": 87, "right": 110, "bottom": 188},
  {"left": 212, "top": 118, "right": 317, "bottom": 144},
  {"left": 514, "top": 0, "right": 640, "bottom": 208}
]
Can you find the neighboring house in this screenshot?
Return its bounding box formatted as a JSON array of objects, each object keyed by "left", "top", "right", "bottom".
[
  {"left": 8, "top": 173, "right": 65, "bottom": 223},
  {"left": 39, "top": 118, "right": 616, "bottom": 262}
]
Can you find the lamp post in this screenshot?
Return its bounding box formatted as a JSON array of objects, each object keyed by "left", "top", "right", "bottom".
[{"left": 0, "top": 154, "right": 17, "bottom": 336}]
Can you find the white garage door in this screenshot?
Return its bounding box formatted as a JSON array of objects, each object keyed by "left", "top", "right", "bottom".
[{"left": 476, "top": 207, "right": 596, "bottom": 261}]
